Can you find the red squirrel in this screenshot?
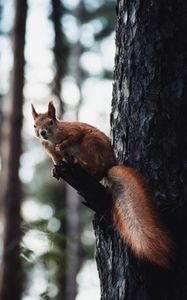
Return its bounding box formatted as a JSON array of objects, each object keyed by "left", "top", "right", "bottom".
[{"left": 32, "top": 101, "right": 172, "bottom": 268}]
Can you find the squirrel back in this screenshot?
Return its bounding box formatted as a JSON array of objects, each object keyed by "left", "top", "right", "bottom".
[{"left": 108, "top": 166, "right": 173, "bottom": 268}]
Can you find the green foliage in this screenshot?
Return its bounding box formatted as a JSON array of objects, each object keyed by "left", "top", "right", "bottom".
[
  {"left": 20, "top": 246, "right": 35, "bottom": 263},
  {"left": 40, "top": 291, "right": 50, "bottom": 300},
  {"left": 49, "top": 0, "right": 115, "bottom": 85}
]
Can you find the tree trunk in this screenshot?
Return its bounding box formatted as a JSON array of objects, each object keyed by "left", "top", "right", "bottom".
[
  {"left": 51, "top": 0, "right": 68, "bottom": 115},
  {"left": 0, "top": 0, "right": 27, "bottom": 299},
  {"left": 65, "top": 185, "right": 81, "bottom": 300},
  {"left": 51, "top": 2, "right": 82, "bottom": 298},
  {"left": 72, "top": 0, "right": 84, "bottom": 120},
  {"left": 94, "top": 0, "right": 187, "bottom": 299}
]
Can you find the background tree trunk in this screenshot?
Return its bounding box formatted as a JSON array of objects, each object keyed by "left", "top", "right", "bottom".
[
  {"left": 72, "top": 0, "right": 84, "bottom": 120},
  {"left": 94, "top": 0, "right": 187, "bottom": 299},
  {"left": 51, "top": 2, "right": 82, "bottom": 299},
  {"left": 65, "top": 185, "right": 82, "bottom": 300},
  {"left": 51, "top": 0, "right": 69, "bottom": 115},
  {"left": 0, "top": 0, "right": 27, "bottom": 299}
]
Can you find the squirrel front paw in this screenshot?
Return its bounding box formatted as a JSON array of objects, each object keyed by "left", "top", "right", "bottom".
[{"left": 55, "top": 143, "right": 63, "bottom": 152}]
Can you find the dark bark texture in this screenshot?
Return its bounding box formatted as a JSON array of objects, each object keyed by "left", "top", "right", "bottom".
[
  {"left": 94, "top": 0, "right": 187, "bottom": 299},
  {"left": 0, "top": 0, "right": 27, "bottom": 299},
  {"left": 53, "top": 160, "right": 112, "bottom": 298}
]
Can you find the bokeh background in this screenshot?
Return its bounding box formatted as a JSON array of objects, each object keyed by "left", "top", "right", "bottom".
[{"left": 0, "top": 0, "right": 115, "bottom": 299}]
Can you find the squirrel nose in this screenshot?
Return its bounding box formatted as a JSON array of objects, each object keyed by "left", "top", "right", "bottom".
[{"left": 40, "top": 130, "right": 48, "bottom": 139}]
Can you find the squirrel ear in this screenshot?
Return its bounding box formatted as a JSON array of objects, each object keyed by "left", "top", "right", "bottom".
[
  {"left": 48, "top": 101, "right": 56, "bottom": 119},
  {"left": 31, "top": 104, "right": 38, "bottom": 120}
]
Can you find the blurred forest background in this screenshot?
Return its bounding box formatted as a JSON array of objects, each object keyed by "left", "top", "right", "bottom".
[{"left": 0, "top": 0, "right": 115, "bottom": 299}]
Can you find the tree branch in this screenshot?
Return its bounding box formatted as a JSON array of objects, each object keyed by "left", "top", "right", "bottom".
[{"left": 52, "top": 157, "right": 113, "bottom": 224}]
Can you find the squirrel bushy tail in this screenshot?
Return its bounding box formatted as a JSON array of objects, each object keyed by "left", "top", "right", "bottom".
[{"left": 107, "top": 165, "right": 173, "bottom": 268}]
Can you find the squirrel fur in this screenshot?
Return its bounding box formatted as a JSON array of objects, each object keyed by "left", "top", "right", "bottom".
[{"left": 32, "top": 101, "right": 173, "bottom": 268}]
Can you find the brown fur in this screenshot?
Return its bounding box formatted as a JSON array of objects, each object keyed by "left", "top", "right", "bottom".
[
  {"left": 32, "top": 102, "right": 173, "bottom": 267},
  {"left": 108, "top": 166, "right": 173, "bottom": 268},
  {"left": 32, "top": 102, "right": 116, "bottom": 175}
]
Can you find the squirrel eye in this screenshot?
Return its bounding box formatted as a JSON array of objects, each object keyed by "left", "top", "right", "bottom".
[
  {"left": 34, "top": 124, "right": 36, "bottom": 128},
  {"left": 50, "top": 120, "right": 54, "bottom": 126}
]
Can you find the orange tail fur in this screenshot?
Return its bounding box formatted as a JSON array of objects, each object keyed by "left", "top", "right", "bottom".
[{"left": 107, "top": 166, "right": 173, "bottom": 268}]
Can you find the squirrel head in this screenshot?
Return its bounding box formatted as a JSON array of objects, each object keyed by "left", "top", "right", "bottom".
[{"left": 31, "top": 101, "right": 61, "bottom": 143}]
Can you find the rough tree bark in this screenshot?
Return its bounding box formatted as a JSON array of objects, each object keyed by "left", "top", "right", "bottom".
[
  {"left": 93, "top": 0, "right": 187, "bottom": 299},
  {"left": 0, "top": 0, "right": 27, "bottom": 299}
]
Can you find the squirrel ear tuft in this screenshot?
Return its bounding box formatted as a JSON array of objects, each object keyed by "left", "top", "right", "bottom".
[
  {"left": 48, "top": 101, "right": 56, "bottom": 119},
  {"left": 31, "top": 104, "right": 38, "bottom": 120}
]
